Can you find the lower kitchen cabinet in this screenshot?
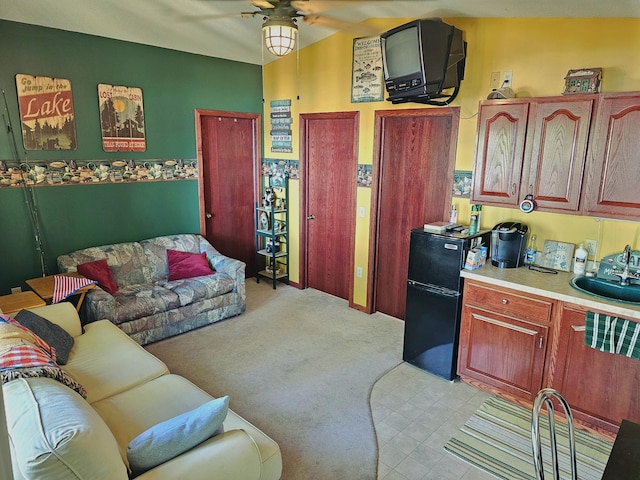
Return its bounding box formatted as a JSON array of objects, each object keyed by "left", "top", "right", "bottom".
[
  {"left": 549, "top": 303, "right": 640, "bottom": 433},
  {"left": 458, "top": 281, "right": 553, "bottom": 399},
  {"left": 458, "top": 278, "right": 640, "bottom": 435}
]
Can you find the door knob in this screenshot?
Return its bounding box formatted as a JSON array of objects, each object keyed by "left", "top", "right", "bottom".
[
  {"left": 307, "top": 214, "right": 315, "bottom": 220},
  {"left": 205, "top": 212, "right": 212, "bottom": 219}
]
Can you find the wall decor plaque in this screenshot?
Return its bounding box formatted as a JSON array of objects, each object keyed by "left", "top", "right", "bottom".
[
  {"left": 15, "top": 74, "right": 77, "bottom": 150},
  {"left": 98, "top": 83, "right": 146, "bottom": 152}
]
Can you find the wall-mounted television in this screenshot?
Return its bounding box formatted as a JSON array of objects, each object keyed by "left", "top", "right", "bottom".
[{"left": 380, "top": 18, "right": 466, "bottom": 105}]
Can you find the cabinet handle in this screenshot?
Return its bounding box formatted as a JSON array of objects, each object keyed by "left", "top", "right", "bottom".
[
  {"left": 539, "top": 336, "right": 544, "bottom": 349},
  {"left": 512, "top": 183, "right": 517, "bottom": 195},
  {"left": 501, "top": 299, "right": 508, "bottom": 304}
]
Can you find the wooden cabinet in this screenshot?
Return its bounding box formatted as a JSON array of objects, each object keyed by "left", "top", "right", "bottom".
[
  {"left": 458, "top": 281, "right": 553, "bottom": 399},
  {"left": 583, "top": 92, "right": 640, "bottom": 219},
  {"left": 471, "top": 100, "right": 530, "bottom": 206},
  {"left": 471, "top": 96, "right": 594, "bottom": 213},
  {"left": 549, "top": 303, "right": 640, "bottom": 433}
]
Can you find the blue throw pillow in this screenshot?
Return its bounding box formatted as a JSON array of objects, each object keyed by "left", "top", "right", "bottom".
[{"left": 127, "top": 396, "right": 229, "bottom": 474}]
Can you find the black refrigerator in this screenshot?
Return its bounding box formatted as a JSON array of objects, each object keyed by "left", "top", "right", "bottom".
[{"left": 403, "top": 228, "right": 490, "bottom": 380}]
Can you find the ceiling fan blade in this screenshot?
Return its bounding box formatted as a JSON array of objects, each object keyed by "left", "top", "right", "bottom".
[
  {"left": 251, "top": 0, "right": 276, "bottom": 8},
  {"left": 292, "top": 0, "right": 390, "bottom": 15},
  {"left": 303, "top": 14, "right": 380, "bottom": 36}
]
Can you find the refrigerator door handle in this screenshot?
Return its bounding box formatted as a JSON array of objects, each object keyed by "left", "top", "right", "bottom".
[{"left": 407, "top": 280, "right": 460, "bottom": 297}]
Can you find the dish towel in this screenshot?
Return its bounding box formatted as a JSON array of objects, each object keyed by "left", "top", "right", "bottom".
[
  {"left": 585, "top": 311, "right": 640, "bottom": 360},
  {"left": 52, "top": 275, "right": 96, "bottom": 304}
]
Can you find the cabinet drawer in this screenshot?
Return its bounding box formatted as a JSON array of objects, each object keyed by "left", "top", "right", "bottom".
[{"left": 464, "top": 281, "right": 553, "bottom": 324}]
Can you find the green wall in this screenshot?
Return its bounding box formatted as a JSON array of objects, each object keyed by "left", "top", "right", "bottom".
[{"left": 0, "top": 21, "right": 263, "bottom": 294}]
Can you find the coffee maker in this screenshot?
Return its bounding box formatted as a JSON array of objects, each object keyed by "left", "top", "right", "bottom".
[{"left": 490, "top": 222, "right": 529, "bottom": 268}]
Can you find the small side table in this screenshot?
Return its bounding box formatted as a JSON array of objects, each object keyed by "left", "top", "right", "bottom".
[
  {"left": 0, "top": 291, "right": 46, "bottom": 316},
  {"left": 26, "top": 273, "right": 96, "bottom": 312}
]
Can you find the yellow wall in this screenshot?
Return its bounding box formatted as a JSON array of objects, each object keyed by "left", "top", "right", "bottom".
[{"left": 263, "top": 18, "right": 640, "bottom": 307}]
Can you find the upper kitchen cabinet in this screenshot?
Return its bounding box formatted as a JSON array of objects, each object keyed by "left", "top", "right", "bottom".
[
  {"left": 471, "top": 100, "right": 530, "bottom": 206},
  {"left": 523, "top": 97, "right": 594, "bottom": 212},
  {"left": 583, "top": 92, "right": 640, "bottom": 220},
  {"left": 471, "top": 96, "right": 595, "bottom": 213}
]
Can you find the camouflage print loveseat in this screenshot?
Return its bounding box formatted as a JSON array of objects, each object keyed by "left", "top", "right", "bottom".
[{"left": 57, "top": 234, "right": 246, "bottom": 345}]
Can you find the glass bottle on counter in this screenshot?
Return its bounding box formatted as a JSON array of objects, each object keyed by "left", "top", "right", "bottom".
[{"left": 525, "top": 234, "right": 537, "bottom": 265}]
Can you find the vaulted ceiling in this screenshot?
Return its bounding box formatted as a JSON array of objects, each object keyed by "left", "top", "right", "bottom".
[{"left": 2, "top": 0, "right": 639, "bottom": 65}]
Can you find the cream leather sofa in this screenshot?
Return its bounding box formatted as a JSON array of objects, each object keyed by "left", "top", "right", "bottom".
[{"left": 2, "top": 302, "right": 282, "bottom": 480}]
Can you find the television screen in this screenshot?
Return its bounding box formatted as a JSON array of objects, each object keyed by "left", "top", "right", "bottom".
[
  {"left": 380, "top": 18, "right": 466, "bottom": 105},
  {"left": 383, "top": 26, "right": 421, "bottom": 79}
]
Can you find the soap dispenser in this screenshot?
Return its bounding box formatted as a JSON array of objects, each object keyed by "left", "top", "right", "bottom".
[{"left": 573, "top": 243, "right": 588, "bottom": 275}]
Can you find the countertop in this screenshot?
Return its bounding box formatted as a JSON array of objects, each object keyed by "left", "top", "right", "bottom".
[{"left": 460, "top": 264, "right": 640, "bottom": 322}]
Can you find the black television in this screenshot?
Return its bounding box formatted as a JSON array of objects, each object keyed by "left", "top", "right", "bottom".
[{"left": 380, "top": 18, "right": 466, "bottom": 105}]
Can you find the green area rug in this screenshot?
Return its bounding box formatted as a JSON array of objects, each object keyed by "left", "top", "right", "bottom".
[{"left": 445, "top": 397, "right": 613, "bottom": 480}]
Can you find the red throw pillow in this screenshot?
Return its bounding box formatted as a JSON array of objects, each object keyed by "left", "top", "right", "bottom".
[
  {"left": 77, "top": 259, "right": 119, "bottom": 295},
  {"left": 167, "top": 250, "right": 214, "bottom": 281}
]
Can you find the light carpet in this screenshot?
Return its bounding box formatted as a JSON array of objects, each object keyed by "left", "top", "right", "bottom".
[
  {"left": 445, "top": 396, "right": 613, "bottom": 480},
  {"left": 145, "top": 281, "right": 404, "bottom": 480}
]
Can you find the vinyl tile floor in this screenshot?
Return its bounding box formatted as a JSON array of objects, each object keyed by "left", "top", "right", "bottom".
[{"left": 371, "top": 362, "right": 498, "bottom": 480}]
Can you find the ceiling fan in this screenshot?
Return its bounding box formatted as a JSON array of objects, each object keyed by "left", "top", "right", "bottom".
[{"left": 206, "top": 0, "right": 380, "bottom": 57}]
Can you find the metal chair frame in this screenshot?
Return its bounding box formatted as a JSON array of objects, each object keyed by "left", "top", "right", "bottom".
[{"left": 531, "top": 388, "right": 578, "bottom": 480}]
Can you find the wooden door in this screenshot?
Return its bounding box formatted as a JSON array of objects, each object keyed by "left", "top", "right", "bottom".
[
  {"left": 550, "top": 304, "right": 640, "bottom": 432},
  {"left": 370, "top": 109, "right": 459, "bottom": 319},
  {"left": 523, "top": 97, "right": 594, "bottom": 212},
  {"left": 584, "top": 92, "right": 640, "bottom": 220},
  {"left": 196, "top": 110, "right": 260, "bottom": 276},
  {"left": 471, "top": 100, "right": 530, "bottom": 206},
  {"left": 301, "top": 112, "right": 358, "bottom": 301}
]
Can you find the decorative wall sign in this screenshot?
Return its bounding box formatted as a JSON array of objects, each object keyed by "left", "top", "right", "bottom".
[
  {"left": 98, "top": 84, "right": 146, "bottom": 152},
  {"left": 351, "top": 36, "right": 384, "bottom": 103},
  {"left": 0, "top": 158, "right": 197, "bottom": 188},
  {"left": 357, "top": 164, "right": 373, "bottom": 187},
  {"left": 452, "top": 170, "right": 472, "bottom": 197},
  {"left": 541, "top": 240, "right": 575, "bottom": 272},
  {"left": 269, "top": 99, "right": 292, "bottom": 153},
  {"left": 15, "top": 74, "right": 77, "bottom": 150}
]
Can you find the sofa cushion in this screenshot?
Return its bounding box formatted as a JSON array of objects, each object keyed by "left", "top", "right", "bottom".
[
  {"left": 14, "top": 309, "right": 74, "bottom": 365},
  {"left": 127, "top": 396, "right": 229, "bottom": 475},
  {"left": 3, "top": 377, "right": 128, "bottom": 480},
  {"left": 141, "top": 234, "right": 202, "bottom": 283},
  {"left": 93, "top": 374, "right": 281, "bottom": 477},
  {"left": 62, "top": 320, "right": 169, "bottom": 404},
  {"left": 111, "top": 284, "right": 181, "bottom": 325},
  {"left": 167, "top": 249, "right": 215, "bottom": 281},
  {"left": 77, "top": 259, "right": 119, "bottom": 295},
  {"left": 160, "top": 273, "right": 235, "bottom": 307},
  {"left": 58, "top": 241, "right": 149, "bottom": 288}
]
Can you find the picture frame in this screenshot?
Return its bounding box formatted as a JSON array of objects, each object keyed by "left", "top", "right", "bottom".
[{"left": 452, "top": 170, "right": 472, "bottom": 198}]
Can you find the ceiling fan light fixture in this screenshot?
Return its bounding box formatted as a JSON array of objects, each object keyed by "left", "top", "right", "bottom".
[{"left": 262, "top": 17, "right": 298, "bottom": 57}]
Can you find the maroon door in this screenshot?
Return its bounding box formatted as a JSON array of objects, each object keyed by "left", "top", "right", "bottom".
[
  {"left": 196, "top": 110, "right": 260, "bottom": 276},
  {"left": 301, "top": 112, "right": 358, "bottom": 301},
  {"left": 371, "top": 109, "right": 459, "bottom": 319}
]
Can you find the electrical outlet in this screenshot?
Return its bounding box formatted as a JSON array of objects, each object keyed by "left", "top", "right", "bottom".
[
  {"left": 585, "top": 239, "right": 598, "bottom": 259},
  {"left": 490, "top": 72, "right": 500, "bottom": 89},
  {"left": 11, "top": 286, "right": 22, "bottom": 294},
  {"left": 502, "top": 70, "right": 513, "bottom": 87},
  {"left": 356, "top": 266, "right": 363, "bottom": 278}
]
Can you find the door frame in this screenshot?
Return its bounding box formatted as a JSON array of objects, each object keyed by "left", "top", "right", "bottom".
[
  {"left": 366, "top": 108, "right": 460, "bottom": 313},
  {"left": 300, "top": 111, "right": 358, "bottom": 304},
  {"left": 194, "top": 109, "right": 262, "bottom": 237}
]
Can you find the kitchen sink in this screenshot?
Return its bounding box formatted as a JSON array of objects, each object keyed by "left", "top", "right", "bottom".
[{"left": 570, "top": 276, "right": 640, "bottom": 304}]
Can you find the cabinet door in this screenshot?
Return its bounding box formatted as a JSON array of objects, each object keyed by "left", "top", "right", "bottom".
[
  {"left": 583, "top": 92, "right": 640, "bottom": 219},
  {"left": 523, "top": 97, "right": 594, "bottom": 212},
  {"left": 550, "top": 304, "right": 640, "bottom": 432},
  {"left": 458, "top": 305, "right": 549, "bottom": 399},
  {"left": 471, "top": 101, "right": 530, "bottom": 206}
]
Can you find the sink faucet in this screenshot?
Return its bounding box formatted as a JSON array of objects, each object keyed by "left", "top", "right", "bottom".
[{"left": 612, "top": 244, "right": 640, "bottom": 286}]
